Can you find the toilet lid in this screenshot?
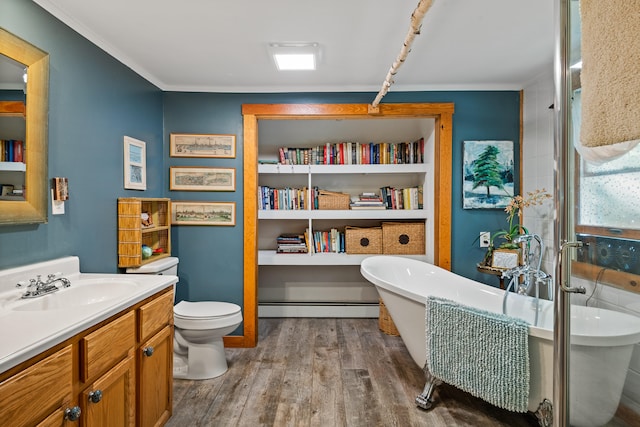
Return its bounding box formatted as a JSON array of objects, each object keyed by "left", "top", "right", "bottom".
[{"left": 174, "top": 300, "right": 241, "bottom": 319}]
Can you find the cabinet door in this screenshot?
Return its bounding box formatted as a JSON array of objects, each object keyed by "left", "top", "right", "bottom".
[
  {"left": 82, "top": 354, "right": 136, "bottom": 427},
  {"left": 0, "top": 346, "right": 73, "bottom": 427},
  {"left": 138, "top": 325, "right": 173, "bottom": 427}
]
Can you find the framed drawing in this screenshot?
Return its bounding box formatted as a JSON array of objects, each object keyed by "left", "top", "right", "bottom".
[
  {"left": 170, "top": 133, "right": 236, "bottom": 158},
  {"left": 491, "top": 249, "right": 520, "bottom": 269},
  {"left": 171, "top": 201, "right": 236, "bottom": 226},
  {"left": 463, "top": 140, "right": 514, "bottom": 209},
  {"left": 124, "top": 136, "right": 146, "bottom": 190},
  {"left": 169, "top": 167, "right": 235, "bottom": 192}
]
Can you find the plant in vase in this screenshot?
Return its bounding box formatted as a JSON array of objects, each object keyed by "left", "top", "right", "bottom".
[{"left": 482, "top": 189, "right": 552, "bottom": 265}]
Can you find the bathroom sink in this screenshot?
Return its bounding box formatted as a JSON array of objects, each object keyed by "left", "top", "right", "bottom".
[{"left": 10, "top": 278, "right": 139, "bottom": 311}]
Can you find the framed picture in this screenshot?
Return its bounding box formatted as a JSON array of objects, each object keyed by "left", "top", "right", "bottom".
[
  {"left": 124, "top": 136, "right": 147, "bottom": 190},
  {"left": 171, "top": 201, "right": 236, "bottom": 226},
  {"left": 169, "top": 167, "right": 236, "bottom": 192},
  {"left": 463, "top": 140, "right": 514, "bottom": 209},
  {"left": 170, "top": 133, "right": 236, "bottom": 158},
  {"left": 1, "top": 184, "right": 14, "bottom": 196},
  {"left": 491, "top": 249, "right": 520, "bottom": 270}
]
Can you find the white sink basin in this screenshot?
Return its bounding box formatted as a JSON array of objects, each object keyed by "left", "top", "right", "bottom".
[{"left": 10, "top": 278, "right": 140, "bottom": 311}]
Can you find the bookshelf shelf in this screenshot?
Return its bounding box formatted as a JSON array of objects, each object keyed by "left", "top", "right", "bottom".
[
  {"left": 0, "top": 161, "right": 26, "bottom": 172},
  {"left": 258, "top": 163, "right": 427, "bottom": 175},
  {"left": 259, "top": 250, "right": 428, "bottom": 266},
  {"left": 258, "top": 209, "right": 427, "bottom": 220}
]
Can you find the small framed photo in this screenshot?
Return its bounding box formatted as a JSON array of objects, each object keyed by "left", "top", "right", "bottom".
[
  {"left": 491, "top": 249, "right": 520, "bottom": 270},
  {"left": 170, "top": 167, "right": 236, "bottom": 192},
  {"left": 170, "top": 133, "right": 236, "bottom": 158},
  {"left": 171, "top": 201, "right": 236, "bottom": 226},
  {"left": 124, "top": 136, "right": 147, "bottom": 190},
  {"left": 1, "top": 184, "right": 14, "bottom": 196}
]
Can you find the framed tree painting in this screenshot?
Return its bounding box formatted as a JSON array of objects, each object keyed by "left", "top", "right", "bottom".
[{"left": 463, "top": 140, "right": 514, "bottom": 209}]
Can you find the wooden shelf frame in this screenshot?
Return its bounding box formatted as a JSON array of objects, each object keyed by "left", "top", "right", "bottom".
[{"left": 239, "top": 103, "right": 454, "bottom": 348}]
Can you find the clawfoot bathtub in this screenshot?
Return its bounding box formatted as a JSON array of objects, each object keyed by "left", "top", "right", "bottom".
[{"left": 360, "top": 256, "right": 640, "bottom": 427}]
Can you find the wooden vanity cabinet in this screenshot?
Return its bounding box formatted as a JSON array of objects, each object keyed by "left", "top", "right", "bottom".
[
  {"left": 81, "top": 355, "right": 136, "bottom": 426},
  {"left": 80, "top": 311, "right": 136, "bottom": 426},
  {"left": 0, "top": 345, "right": 73, "bottom": 427},
  {"left": 137, "top": 290, "right": 174, "bottom": 427},
  {"left": 0, "top": 287, "right": 174, "bottom": 427}
]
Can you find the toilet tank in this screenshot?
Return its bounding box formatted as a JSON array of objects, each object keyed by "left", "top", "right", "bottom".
[{"left": 126, "top": 257, "right": 179, "bottom": 276}]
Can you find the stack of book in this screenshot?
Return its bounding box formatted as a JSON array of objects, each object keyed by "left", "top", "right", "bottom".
[
  {"left": 276, "top": 234, "right": 308, "bottom": 254},
  {"left": 276, "top": 138, "right": 425, "bottom": 166},
  {"left": 310, "top": 228, "right": 345, "bottom": 253},
  {"left": 380, "top": 185, "right": 423, "bottom": 210},
  {"left": 350, "top": 193, "right": 386, "bottom": 210}
]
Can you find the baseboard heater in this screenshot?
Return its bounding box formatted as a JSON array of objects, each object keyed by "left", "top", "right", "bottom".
[{"left": 258, "top": 302, "right": 379, "bottom": 318}]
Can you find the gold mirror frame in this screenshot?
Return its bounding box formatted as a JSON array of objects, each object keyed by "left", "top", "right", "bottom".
[{"left": 0, "top": 28, "right": 49, "bottom": 224}]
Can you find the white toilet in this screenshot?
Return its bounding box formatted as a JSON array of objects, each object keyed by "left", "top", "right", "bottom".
[{"left": 126, "top": 257, "right": 243, "bottom": 379}]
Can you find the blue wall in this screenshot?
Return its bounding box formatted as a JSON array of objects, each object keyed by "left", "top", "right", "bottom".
[
  {"left": 0, "top": 0, "right": 164, "bottom": 272},
  {"left": 2, "top": 2, "right": 520, "bottom": 326},
  {"left": 164, "top": 91, "right": 521, "bottom": 308}
]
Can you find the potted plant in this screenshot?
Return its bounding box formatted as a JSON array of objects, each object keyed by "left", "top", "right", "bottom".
[{"left": 480, "top": 189, "right": 552, "bottom": 267}]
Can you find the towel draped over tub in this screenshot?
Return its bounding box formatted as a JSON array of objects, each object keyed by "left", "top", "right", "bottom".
[{"left": 425, "top": 296, "right": 530, "bottom": 413}]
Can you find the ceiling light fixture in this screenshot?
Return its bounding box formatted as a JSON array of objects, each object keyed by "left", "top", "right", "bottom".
[{"left": 268, "top": 42, "right": 319, "bottom": 71}]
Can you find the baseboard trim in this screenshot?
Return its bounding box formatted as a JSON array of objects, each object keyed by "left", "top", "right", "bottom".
[
  {"left": 258, "top": 302, "right": 379, "bottom": 318},
  {"left": 615, "top": 402, "right": 640, "bottom": 426}
]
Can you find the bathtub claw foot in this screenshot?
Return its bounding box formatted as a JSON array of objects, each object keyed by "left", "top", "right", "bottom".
[
  {"left": 416, "top": 368, "right": 441, "bottom": 410},
  {"left": 534, "top": 399, "right": 553, "bottom": 427},
  {"left": 415, "top": 393, "right": 435, "bottom": 410}
]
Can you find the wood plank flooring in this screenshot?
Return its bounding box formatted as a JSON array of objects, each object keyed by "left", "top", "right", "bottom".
[{"left": 167, "top": 318, "right": 541, "bottom": 427}]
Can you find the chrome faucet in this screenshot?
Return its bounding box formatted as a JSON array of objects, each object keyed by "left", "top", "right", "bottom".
[
  {"left": 17, "top": 273, "right": 71, "bottom": 299},
  {"left": 501, "top": 234, "right": 551, "bottom": 326}
]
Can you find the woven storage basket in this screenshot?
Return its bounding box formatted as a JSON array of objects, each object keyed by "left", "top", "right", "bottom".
[
  {"left": 382, "top": 222, "right": 425, "bottom": 255},
  {"left": 378, "top": 298, "right": 400, "bottom": 336},
  {"left": 318, "top": 190, "right": 350, "bottom": 210},
  {"left": 345, "top": 226, "right": 382, "bottom": 254}
]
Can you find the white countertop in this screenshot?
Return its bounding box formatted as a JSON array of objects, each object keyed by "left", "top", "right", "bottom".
[{"left": 0, "top": 257, "right": 177, "bottom": 373}]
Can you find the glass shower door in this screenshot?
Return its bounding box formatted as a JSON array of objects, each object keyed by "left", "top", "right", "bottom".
[{"left": 559, "top": 1, "right": 640, "bottom": 425}]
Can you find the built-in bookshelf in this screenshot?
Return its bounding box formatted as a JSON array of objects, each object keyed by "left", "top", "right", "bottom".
[
  {"left": 257, "top": 162, "right": 430, "bottom": 265},
  {"left": 249, "top": 112, "right": 445, "bottom": 319}
]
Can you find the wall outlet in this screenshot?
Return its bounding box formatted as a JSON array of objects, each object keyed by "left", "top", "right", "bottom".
[{"left": 480, "top": 231, "right": 490, "bottom": 248}]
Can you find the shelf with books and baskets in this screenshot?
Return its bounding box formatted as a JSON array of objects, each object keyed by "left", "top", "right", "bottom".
[{"left": 257, "top": 157, "right": 430, "bottom": 266}]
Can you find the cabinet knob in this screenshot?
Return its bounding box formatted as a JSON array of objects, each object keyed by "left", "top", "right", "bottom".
[
  {"left": 88, "top": 389, "right": 103, "bottom": 403},
  {"left": 64, "top": 406, "right": 82, "bottom": 421},
  {"left": 143, "top": 346, "right": 154, "bottom": 357}
]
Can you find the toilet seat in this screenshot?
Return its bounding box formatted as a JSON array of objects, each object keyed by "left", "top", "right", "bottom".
[{"left": 174, "top": 300, "right": 242, "bottom": 330}]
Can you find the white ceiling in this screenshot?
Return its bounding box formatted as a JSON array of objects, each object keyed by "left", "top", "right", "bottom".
[{"left": 31, "top": 0, "right": 555, "bottom": 93}]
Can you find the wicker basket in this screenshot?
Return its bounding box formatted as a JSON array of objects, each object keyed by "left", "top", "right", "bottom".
[
  {"left": 378, "top": 299, "right": 400, "bottom": 336},
  {"left": 382, "top": 222, "right": 425, "bottom": 255},
  {"left": 345, "top": 226, "right": 382, "bottom": 254},
  {"left": 318, "top": 190, "right": 350, "bottom": 210}
]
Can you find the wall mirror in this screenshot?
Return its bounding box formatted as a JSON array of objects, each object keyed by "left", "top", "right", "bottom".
[{"left": 0, "top": 28, "right": 49, "bottom": 224}]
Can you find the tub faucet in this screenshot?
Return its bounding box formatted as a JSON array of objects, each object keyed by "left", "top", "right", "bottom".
[
  {"left": 17, "top": 273, "right": 71, "bottom": 299},
  {"left": 513, "top": 233, "right": 544, "bottom": 272}
]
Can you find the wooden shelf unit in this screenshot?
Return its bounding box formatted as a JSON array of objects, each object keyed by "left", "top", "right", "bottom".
[{"left": 118, "top": 197, "right": 171, "bottom": 268}]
